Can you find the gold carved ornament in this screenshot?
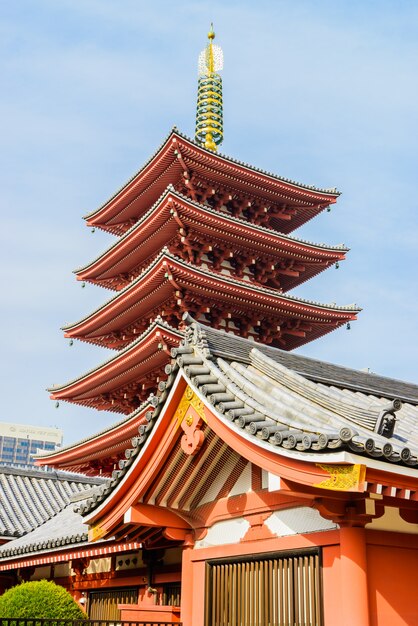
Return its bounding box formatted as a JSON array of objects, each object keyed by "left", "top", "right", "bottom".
[
  {"left": 174, "top": 385, "right": 206, "bottom": 455},
  {"left": 88, "top": 522, "right": 106, "bottom": 542},
  {"left": 174, "top": 385, "right": 206, "bottom": 426},
  {"left": 314, "top": 463, "right": 366, "bottom": 492}
]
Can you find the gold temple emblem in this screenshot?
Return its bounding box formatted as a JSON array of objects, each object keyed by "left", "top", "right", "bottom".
[
  {"left": 314, "top": 463, "right": 366, "bottom": 492},
  {"left": 89, "top": 522, "right": 106, "bottom": 542},
  {"left": 174, "top": 385, "right": 205, "bottom": 426},
  {"left": 174, "top": 385, "right": 206, "bottom": 455}
]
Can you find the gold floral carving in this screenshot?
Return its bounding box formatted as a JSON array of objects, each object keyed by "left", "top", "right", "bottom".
[
  {"left": 314, "top": 463, "right": 366, "bottom": 492},
  {"left": 174, "top": 385, "right": 205, "bottom": 426}
]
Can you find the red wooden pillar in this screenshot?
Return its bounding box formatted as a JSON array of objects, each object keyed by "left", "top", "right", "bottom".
[
  {"left": 339, "top": 525, "right": 370, "bottom": 626},
  {"left": 180, "top": 536, "right": 197, "bottom": 626}
]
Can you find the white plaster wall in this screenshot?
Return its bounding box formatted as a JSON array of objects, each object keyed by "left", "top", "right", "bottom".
[
  {"left": 265, "top": 507, "right": 337, "bottom": 537},
  {"left": 115, "top": 552, "right": 142, "bottom": 570},
  {"left": 86, "top": 557, "right": 111, "bottom": 574},
  {"left": 195, "top": 517, "right": 250, "bottom": 548},
  {"left": 265, "top": 471, "right": 281, "bottom": 492}
]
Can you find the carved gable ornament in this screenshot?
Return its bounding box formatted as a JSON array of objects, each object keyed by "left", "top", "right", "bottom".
[{"left": 174, "top": 385, "right": 206, "bottom": 455}]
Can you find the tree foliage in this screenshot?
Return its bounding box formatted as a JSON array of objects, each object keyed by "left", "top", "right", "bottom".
[{"left": 0, "top": 580, "right": 87, "bottom": 619}]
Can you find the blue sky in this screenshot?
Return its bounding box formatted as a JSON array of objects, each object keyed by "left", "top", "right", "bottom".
[{"left": 1, "top": 1, "right": 417, "bottom": 445}]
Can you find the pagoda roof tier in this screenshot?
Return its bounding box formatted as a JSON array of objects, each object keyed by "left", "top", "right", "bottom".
[
  {"left": 36, "top": 404, "right": 152, "bottom": 476},
  {"left": 49, "top": 318, "right": 182, "bottom": 414},
  {"left": 84, "top": 129, "right": 340, "bottom": 235},
  {"left": 64, "top": 249, "right": 359, "bottom": 350},
  {"left": 77, "top": 187, "right": 348, "bottom": 293}
]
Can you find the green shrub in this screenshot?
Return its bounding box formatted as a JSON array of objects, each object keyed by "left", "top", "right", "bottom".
[{"left": 0, "top": 580, "right": 87, "bottom": 619}]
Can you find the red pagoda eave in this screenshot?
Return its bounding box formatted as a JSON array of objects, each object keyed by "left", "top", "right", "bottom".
[
  {"left": 36, "top": 403, "right": 151, "bottom": 474},
  {"left": 84, "top": 130, "right": 339, "bottom": 234},
  {"left": 76, "top": 188, "right": 348, "bottom": 293},
  {"left": 64, "top": 250, "right": 360, "bottom": 351},
  {"left": 49, "top": 319, "right": 182, "bottom": 413}
]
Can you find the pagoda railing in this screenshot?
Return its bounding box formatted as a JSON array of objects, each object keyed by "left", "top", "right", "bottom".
[{"left": 0, "top": 620, "right": 181, "bottom": 626}]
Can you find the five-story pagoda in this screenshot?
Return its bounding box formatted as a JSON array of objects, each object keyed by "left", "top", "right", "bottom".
[{"left": 42, "top": 27, "right": 359, "bottom": 475}]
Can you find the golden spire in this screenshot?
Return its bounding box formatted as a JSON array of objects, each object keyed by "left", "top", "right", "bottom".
[{"left": 195, "top": 24, "right": 224, "bottom": 152}]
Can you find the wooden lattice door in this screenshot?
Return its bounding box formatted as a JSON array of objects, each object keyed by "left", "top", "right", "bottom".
[
  {"left": 88, "top": 587, "right": 138, "bottom": 621},
  {"left": 205, "top": 551, "right": 322, "bottom": 626}
]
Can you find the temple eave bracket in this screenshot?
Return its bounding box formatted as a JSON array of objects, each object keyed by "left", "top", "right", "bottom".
[{"left": 124, "top": 503, "right": 192, "bottom": 542}]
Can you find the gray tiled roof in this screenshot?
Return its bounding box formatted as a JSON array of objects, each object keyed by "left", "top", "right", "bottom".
[
  {"left": 77, "top": 317, "right": 418, "bottom": 517},
  {"left": 0, "top": 494, "right": 91, "bottom": 560},
  {"left": 198, "top": 320, "right": 418, "bottom": 403},
  {"left": 0, "top": 465, "right": 104, "bottom": 539},
  {"left": 4, "top": 323, "right": 417, "bottom": 559}
]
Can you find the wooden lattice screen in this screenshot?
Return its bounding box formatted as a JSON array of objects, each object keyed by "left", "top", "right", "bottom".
[
  {"left": 205, "top": 551, "right": 322, "bottom": 626},
  {"left": 88, "top": 587, "right": 138, "bottom": 621},
  {"left": 161, "top": 583, "right": 181, "bottom": 607}
]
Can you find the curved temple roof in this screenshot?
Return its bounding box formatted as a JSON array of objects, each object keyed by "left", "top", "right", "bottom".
[
  {"left": 0, "top": 465, "right": 103, "bottom": 540},
  {"left": 0, "top": 484, "right": 139, "bottom": 565},
  {"left": 5, "top": 319, "right": 418, "bottom": 560},
  {"left": 84, "top": 129, "right": 340, "bottom": 234},
  {"left": 75, "top": 317, "right": 418, "bottom": 520}
]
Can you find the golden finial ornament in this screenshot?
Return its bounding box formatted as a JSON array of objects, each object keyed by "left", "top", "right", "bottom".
[{"left": 195, "top": 24, "right": 224, "bottom": 152}]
